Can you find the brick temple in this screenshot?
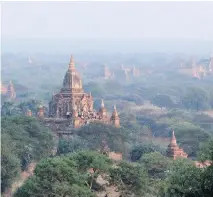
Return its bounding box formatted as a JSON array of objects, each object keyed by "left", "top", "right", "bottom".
[
  {"left": 166, "top": 130, "right": 188, "bottom": 159},
  {"left": 46, "top": 55, "right": 120, "bottom": 129}
]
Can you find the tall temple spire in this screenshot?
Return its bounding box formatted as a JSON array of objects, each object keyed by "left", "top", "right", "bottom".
[
  {"left": 68, "top": 55, "right": 75, "bottom": 71},
  {"left": 101, "top": 98, "right": 105, "bottom": 108},
  {"left": 7, "top": 80, "right": 16, "bottom": 99},
  {"left": 170, "top": 130, "right": 177, "bottom": 145},
  {"left": 113, "top": 105, "right": 118, "bottom": 116},
  {"left": 111, "top": 105, "right": 120, "bottom": 127},
  {"left": 62, "top": 55, "right": 83, "bottom": 91}
]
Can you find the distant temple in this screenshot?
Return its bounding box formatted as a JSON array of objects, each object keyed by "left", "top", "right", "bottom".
[
  {"left": 166, "top": 131, "right": 188, "bottom": 160},
  {"left": 7, "top": 81, "right": 16, "bottom": 100},
  {"left": 192, "top": 55, "right": 213, "bottom": 79},
  {"left": 121, "top": 64, "right": 140, "bottom": 80},
  {"left": 48, "top": 55, "right": 120, "bottom": 128},
  {"left": 104, "top": 65, "right": 114, "bottom": 79},
  {"left": 1, "top": 80, "right": 16, "bottom": 100}
]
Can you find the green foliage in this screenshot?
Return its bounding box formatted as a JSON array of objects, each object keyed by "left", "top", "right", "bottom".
[
  {"left": 151, "top": 94, "right": 175, "bottom": 108},
  {"left": 182, "top": 87, "right": 210, "bottom": 111},
  {"left": 76, "top": 123, "right": 128, "bottom": 154},
  {"left": 130, "top": 143, "right": 165, "bottom": 162},
  {"left": 1, "top": 134, "right": 21, "bottom": 193},
  {"left": 1, "top": 99, "right": 43, "bottom": 117},
  {"left": 1, "top": 116, "right": 54, "bottom": 193},
  {"left": 162, "top": 159, "right": 208, "bottom": 197},
  {"left": 1, "top": 101, "right": 22, "bottom": 116},
  {"left": 139, "top": 152, "right": 171, "bottom": 179},
  {"left": 2, "top": 116, "right": 54, "bottom": 169},
  {"left": 14, "top": 151, "right": 111, "bottom": 197},
  {"left": 57, "top": 137, "right": 88, "bottom": 155},
  {"left": 70, "top": 151, "right": 112, "bottom": 172},
  {"left": 197, "top": 138, "right": 213, "bottom": 161},
  {"left": 17, "top": 99, "right": 42, "bottom": 115},
  {"left": 109, "top": 161, "right": 149, "bottom": 196}
]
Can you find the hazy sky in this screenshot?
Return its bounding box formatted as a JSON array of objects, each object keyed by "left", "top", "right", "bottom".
[{"left": 2, "top": 1, "right": 213, "bottom": 40}]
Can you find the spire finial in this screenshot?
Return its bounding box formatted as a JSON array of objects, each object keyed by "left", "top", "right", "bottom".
[
  {"left": 69, "top": 55, "right": 75, "bottom": 71},
  {"left": 114, "top": 105, "right": 116, "bottom": 110},
  {"left": 171, "top": 130, "right": 177, "bottom": 145},
  {"left": 101, "top": 99, "right": 104, "bottom": 108}
]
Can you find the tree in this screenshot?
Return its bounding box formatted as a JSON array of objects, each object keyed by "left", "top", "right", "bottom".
[
  {"left": 162, "top": 159, "right": 203, "bottom": 197},
  {"left": 18, "top": 99, "right": 41, "bottom": 115},
  {"left": 109, "top": 161, "right": 149, "bottom": 196},
  {"left": 1, "top": 116, "right": 54, "bottom": 193},
  {"left": 57, "top": 137, "right": 88, "bottom": 155},
  {"left": 15, "top": 157, "right": 94, "bottom": 197},
  {"left": 76, "top": 123, "right": 128, "bottom": 155},
  {"left": 1, "top": 116, "right": 54, "bottom": 170},
  {"left": 14, "top": 151, "right": 112, "bottom": 197},
  {"left": 182, "top": 87, "right": 210, "bottom": 111},
  {"left": 70, "top": 151, "right": 112, "bottom": 189},
  {"left": 130, "top": 143, "right": 165, "bottom": 162},
  {"left": 161, "top": 157, "right": 213, "bottom": 197},
  {"left": 139, "top": 152, "right": 171, "bottom": 179},
  {"left": 151, "top": 94, "right": 175, "bottom": 108},
  {"left": 197, "top": 138, "right": 213, "bottom": 161},
  {"left": 1, "top": 101, "right": 22, "bottom": 116},
  {"left": 1, "top": 134, "right": 20, "bottom": 193}
]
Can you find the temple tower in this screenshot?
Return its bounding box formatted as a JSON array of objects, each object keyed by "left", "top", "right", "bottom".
[
  {"left": 7, "top": 80, "right": 16, "bottom": 100},
  {"left": 49, "top": 55, "right": 93, "bottom": 118},
  {"left": 99, "top": 99, "right": 107, "bottom": 118},
  {"left": 61, "top": 55, "right": 83, "bottom": 93},
  {"left": 166, "top": 131, "right": 188, "bottom": 159},
  {"left": 48, "top": 55, "right": 121, "bottom": 129},
  {"left": 110, "top": 105, "right": 120, "bottom": 128}
]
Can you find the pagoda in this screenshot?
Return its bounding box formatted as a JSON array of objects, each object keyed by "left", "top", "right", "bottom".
[
  {"left": 7, "top": 80, "right": 16, "bottom": 100},
  {"left": 166, "top": 131, "right": 188, "bottom": 160},
  {"left": 48, "top": 55, "right": 120, "bottom": 128}
]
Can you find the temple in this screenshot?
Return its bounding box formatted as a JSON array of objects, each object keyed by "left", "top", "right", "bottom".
[
  {"left": 48, "top": 55, "right": 120, "bottom": 128},
  {"left": 1, "top": 80, "right": 16, "bottom": 100},
  {"left": 166, "top": 131, "right": 188, "bottom": 159},
  {"left": 104, "top": 65, "right": 114, "bottom": 79}
]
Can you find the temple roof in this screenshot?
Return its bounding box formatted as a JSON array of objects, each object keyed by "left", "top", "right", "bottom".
[
  {"left": 111, "top": 105, "right": 119, "bottom": 118},
  {"left": 170, "top": 130, "right": 177, "bottom": 146},
  {"left": 62, "top": 55, "right": 83, "bottom": 91},
  {"left": 68, "top": 55, "right": 76, "bottom": 71}
]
